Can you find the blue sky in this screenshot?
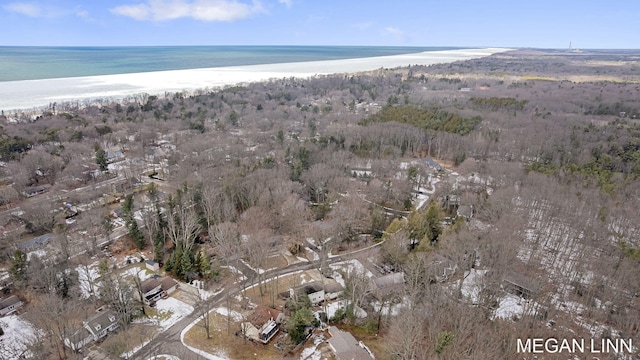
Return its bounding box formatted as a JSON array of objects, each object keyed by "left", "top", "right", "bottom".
[{"left": 0, "top": 0, "right": 637, "bottom": 48}]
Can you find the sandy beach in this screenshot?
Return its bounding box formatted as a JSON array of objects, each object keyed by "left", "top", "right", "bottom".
[{"left": 0, "top": 48, "right": 510, "bottom": 112}]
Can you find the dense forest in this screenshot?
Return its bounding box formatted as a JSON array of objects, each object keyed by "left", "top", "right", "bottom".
[{"left": 1, "top": 49, "right": 640, "bottom": 359}]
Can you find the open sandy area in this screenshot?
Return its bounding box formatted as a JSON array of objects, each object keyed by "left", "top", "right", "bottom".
[{"left": 0, "top": 48, "right": 510, "bottom": 112}]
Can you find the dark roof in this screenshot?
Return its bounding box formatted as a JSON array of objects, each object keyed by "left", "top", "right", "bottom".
[
  {"left": 0, "top": 295, "right": 22, "bottom": 309},
  {"left": 425, "top": 157, "right": 443, "bottom": 170},
  {"left": 292, "top": 281, "right": 344, "bottom": 296},
  {"left": 140, "top": 276, "right": 176, "bottom": 294},
  {"left": 66, "top": 327, "right": 92, "bottom": 345},
  {"left": 140, "top": 277, "right": 162, "bottom": 294},
  {"left": 85, "top": 309, "right": 118, "bottom": 332},
  {"left": 373, "top": 272, "right": 405, "bottom": 288},
  {"left": 503, "top": 271, "right": 540, "bottom": 294},
  {"left": 18, "top": 233, "right": 53, "bottom": 252},
  {"left": 328, "top": 326, "right": 372, "bottom": 360},
  {"left": 23, "top": 184, "right": 52, "bottom": 195},
  {"left": 247, "top": 305, "right": 282, "bottom": 329},
  {"left": 159, "top": 276, "right": 177, "bottom": 291}
]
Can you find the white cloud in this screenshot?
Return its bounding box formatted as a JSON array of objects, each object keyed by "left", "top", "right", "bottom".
[
  {"left": 278, "top": 0, "right": 292, "bottom": 8},
  {"left": 110, "top": 0, "right": 265, "bottom": 22},
  {"left": 383, "top": 26, "right": 406, "bottom": 42},
  {"left": 3, "top": 2, "right": 43, "bottom": 17},
  {"left": 3, "top": 2, "right": 87, "bottom": 19},
  {"left": 352, "top": 21, "right": 373, "bottom": 30},
  {"left": 75, "top": 9, "right": 91, "bottom": 20}
]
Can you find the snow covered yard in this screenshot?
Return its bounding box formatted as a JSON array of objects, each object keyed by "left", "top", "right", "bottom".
[
  {"left": 458, "top": 269, "right": 489, "bottom": 304},
  {"left": 329, "top": 259, "right": 375, "bottom": 287},
  {"left": 77, "top": 263, "right": 101, "bottom": 299},
  {"left": 319, "top": 299, "right": 367, "bottom": 319},
  {"left": 0, "top": 315, "right": 38, "bottom": 359},
  {"left": 299, "top": 333, "right": 328, "bottom": 360},
  {"left": 137, "top": 297, "right": 194, "bottom": 331}
]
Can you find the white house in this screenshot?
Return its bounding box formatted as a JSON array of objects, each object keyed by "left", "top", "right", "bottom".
[
  {"left": 64, "top": 308, "right": 119, "bottom": 351},
  {"left": 241, "top": 305, "right": 285, "bottom": 344}
]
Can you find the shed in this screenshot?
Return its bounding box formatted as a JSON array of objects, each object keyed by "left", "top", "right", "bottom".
[{"left": 145, "top": 260, "right": 160, "bottom": 272}]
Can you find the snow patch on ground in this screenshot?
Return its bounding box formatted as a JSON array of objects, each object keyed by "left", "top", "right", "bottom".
[
  {"left": 77, "top": 263, "right": 101, "bottom": 299},
  {"left": 155, "top": 297, "right": 194, "bottom": 331},
  {"left": 240, "top": 259, "right": 265, "bottom": 274},
  {"left": 459, "top": 269, "right": 488, "bottom": 304},
  {"left": 148, "top": 355, "right": 181, "bottom": 360},
  {"left": 332, "top": 271, "right": 346, "bottom": 288},
  {"left": 322, "top": 299, "right": 367, "bottom": 319},
  {"left": 0, "top": 315, "right": 39, "bottom": 359},
  {"left": 493, "top": 294, "right": 525, "bottom": 320},
  {"left": 222, "top": 265, "right": 247, "bottom": 283},
  {"left": 121, "top": 265, "right": 153, "bottom": 281},
  {"left": 299, "top": 334, "right": 325, "bottom": 360},
  {"left": 215, "top": 306, "right": 243, "bottom": 322},
  {"left": 371, "top": 296, "right": 410, "bottom": 316},
  {"left": 134, "top": 297, "right": 194, "bottom": 332},
  {"left": 305, "top": 247, "right": 320, "bottom": 261},
  {"left": 300, "top": 273, "right": 310, "bottom": 285},
  {"left": 330, "top": 259, "right": 375, "bottom": 279}
]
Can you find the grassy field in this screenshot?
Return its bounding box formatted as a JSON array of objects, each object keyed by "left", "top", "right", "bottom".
[{"left": 100, "top": 323, "right": 157, "bottom": 358}]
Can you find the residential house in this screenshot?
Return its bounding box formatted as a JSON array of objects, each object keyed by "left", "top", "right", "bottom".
[
  {"left": 17, "top": 233, "right": 53, "bottom": 253},
  {"left": 64, "top": 308, "right": 119, "bottom": 351},
  {"left": 137, "top": 276, "right": 178, "bottom": 305},
  {"left": 0, "top": 295, "right": 24, "bottom": 316},
  {"left": 282, "top": 280, "right": 344, "bottom": 305},
  {"left": 503, "top": 271, "right": 540, "bottom": 299},
  {"left": 443, "top": 194, "right": 460, "bottom": 212},
  {"left": 372, "top": 272, "right": 405, "bottom": 300},
  {"left": 21, "top": 184, "right": 52, "bottom": 198},
  {"left": 428, "top": 255, "right": 457, "bottom": 283},
  {"left": 373, "top": 272, "right": 405, "bottom": 289},
  {"left": 327, "top": 326, "right": 374, "bottom": 360},
  {"left": 241, "top": 305, "right": 285, "bottom": 344},
  {"left": 424, "top": 157, "right": 443, "bottom": 171}
]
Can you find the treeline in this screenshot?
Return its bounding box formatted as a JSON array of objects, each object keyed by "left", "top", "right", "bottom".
[
  {"left": 526, "top": 122, "right": 640, "bottom": 193},
  {"left": 584, "top": 102, "right": 640, "bottom": 118},
  {"left": 0, "top": 134, "right": 31, "bottom": 160},
  {"left": 470, "top": 97, "right": 528, "bottom": 111},
  {"left": 360, "top": 105, "right": 482, "bottom": 135}
]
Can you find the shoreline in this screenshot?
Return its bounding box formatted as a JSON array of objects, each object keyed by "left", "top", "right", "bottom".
[{"left": 0, "top": 48, "right": 510, "bottom": 112}]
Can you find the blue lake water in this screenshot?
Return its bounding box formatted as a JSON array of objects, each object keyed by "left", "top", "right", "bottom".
[{"left": 0, "top": 46, "right": 461, "bottom": 82}]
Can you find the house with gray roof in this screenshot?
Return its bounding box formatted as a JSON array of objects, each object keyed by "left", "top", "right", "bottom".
[
  {"left": 17, "top": 233, "right": 53, "bottom": 252},
  {"left": 327, "top": 326, "right": 374, "bottom": 360},
  {"left": 503, "top": 271, "right": 541, "bottom": 299},
  {"left": 64, "top": 308, "right": 119, "bottom": 351},
  {"left": 0, "top": 295, "right": 24, "bottom": 316},
  {"left": 64, "top": 309, "right": 119, "bottom": 351},
  {"left": 136, "top": 276, "right": 178, "bottom": 305}
]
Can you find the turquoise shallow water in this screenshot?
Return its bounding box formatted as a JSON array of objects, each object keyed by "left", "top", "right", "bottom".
[{"left": 0, "top": 46, "right": 461, "bottom": 82}]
